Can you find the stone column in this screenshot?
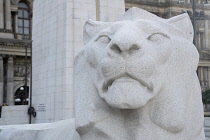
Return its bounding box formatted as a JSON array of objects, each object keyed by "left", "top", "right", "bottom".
[
  {"left": 0, "top": 56, "right": 3, "bottom": 105},
  {"left": 95, "top": 0, "right": 100, "bottom": 21},
  {"left": 205, "top": 20, "right": 209, "bottom": 49},
  {"left": 14, "top": 11, "right": 18, "bottom": 38},
  {"left": 5, "top": 0, "right": 11, "bottom": 30},
  {"left": 0, "top": 0, "right": 4, "bottom": 29},
  {"left": 197, "top": 32, "right": 201, "bottom": 49},
  {"left": 204, "top": 67, "right": 208, "bottom": 85},
  {"left": 208, "top": 67, "right": 210, "bottom": 89},
  {"left": 200, "top": 67, "right": 204, "bottom": 87},
  {"left": 6, "top": 56, "right": 14, "bottom": 105}
]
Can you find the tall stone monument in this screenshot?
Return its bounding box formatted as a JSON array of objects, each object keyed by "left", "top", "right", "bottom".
[
  {"left": 32, "top": 0, "right": 125, "bottom": 123},
  {"left": 74, "top": 7, "right": 205, "bottom": 140}
]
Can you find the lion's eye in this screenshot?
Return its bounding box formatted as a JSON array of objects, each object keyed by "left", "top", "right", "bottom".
[
  {"left": 97, "top": 36, "right": 111, "bottom": 44},
  {"left": 147, "top": 33, "right": 169, "bottom": 42}
]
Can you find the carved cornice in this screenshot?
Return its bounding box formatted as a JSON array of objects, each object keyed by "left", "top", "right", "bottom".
[
  {"left": 11, "top": 0, "right": 16, "bottom": 5},
  {"left": 0, "top": 29, "right": 12, "bottom": 33},
  {"left": 0, "top": 38, "right": 32, "bottom": 46},
  {"left": 125, "top": 0, "right": 170, "bottom": 7},
  {"left": 0, "top": 43, "right": 31, "bottom": 48},
  {"left": 12, "top": 0, "right": 33, "bottom": 10},
  {"left": 125, "top": 1, "right": 210, "bottom": 12},
  {"left": 0, "top": 39, "right": 32, "bottom": 56}
]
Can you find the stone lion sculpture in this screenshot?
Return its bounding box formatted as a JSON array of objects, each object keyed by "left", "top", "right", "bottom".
[{"left": 74, "top": 7, "right": 205, "bottom": 140}]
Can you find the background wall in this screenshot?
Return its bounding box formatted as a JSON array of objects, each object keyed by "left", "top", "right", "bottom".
[{"left": 32, "top": 0, "right": 125, "bottom": 123}]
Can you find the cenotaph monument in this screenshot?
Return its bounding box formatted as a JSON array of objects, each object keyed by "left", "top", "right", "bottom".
[{"left": 0, "top": 7, "right": 206, "bottom": 140}]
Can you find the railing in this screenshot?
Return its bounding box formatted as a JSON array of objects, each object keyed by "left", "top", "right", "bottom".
[
  {"left": 22, "top": 34, "right": 31, "bottom": 40},
  {"left": 16, "top": 34, "right": 32, "bottom": 40}
]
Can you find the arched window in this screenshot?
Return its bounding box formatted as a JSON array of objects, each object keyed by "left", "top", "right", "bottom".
[
  {"left": 18, "top": 2, "right": 30, "bottom": 34},
  {"left": 14, "top": 86, "right": 29, "bottom": 105}
]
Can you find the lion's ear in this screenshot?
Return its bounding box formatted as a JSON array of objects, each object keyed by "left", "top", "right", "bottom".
[
  {"left": 167, "top": 13, "right": 194, "bottom": 42},
  {"left": 83, "top": 20, "right": 112, "bottom": 45}
]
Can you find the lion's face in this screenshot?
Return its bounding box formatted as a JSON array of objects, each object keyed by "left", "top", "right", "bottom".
[
  {"left": 77, "top": 7, "right": 196, "bottom": 111},
  {"left": 83, "top": 20, "right": 176, "bottom": 109}
]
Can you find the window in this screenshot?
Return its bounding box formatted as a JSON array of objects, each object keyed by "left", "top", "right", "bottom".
[
  {"left": 200, "top": 32, "right": 205, "bottom": 49},
  {"left": 11, "top": 12, "right": 15, "bottom": 32},
  {"left": 18, "top": 2, "right": 30, "bottom": 34}
]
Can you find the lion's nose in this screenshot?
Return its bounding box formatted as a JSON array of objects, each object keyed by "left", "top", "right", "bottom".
[{"left": 109, "top": 42, "right": 140, "bottom": 57}]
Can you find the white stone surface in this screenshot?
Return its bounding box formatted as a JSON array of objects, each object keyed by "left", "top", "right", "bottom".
[
  {"left": 0, "top": 119, "right": 80, "bottom": 140},
  {"left": 74, "top": 7, "right": 205, "bottom": 140},
  {"left": 0, "top": 106, "right": 29, "bottom": 126},
  {"left": 32, "top": 0, "right": 125, "bottom": 123}
]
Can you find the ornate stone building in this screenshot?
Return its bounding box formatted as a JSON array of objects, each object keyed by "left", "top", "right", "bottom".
[
  {"left": 0, "top": 0, "right": 33, "bottom": 107},
  {"left": 125, "top": 0, "right": 210, "bottom": 91}
]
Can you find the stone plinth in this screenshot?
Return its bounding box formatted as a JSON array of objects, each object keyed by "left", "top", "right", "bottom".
[{"left": 0, "top": 106, "right": 29, "bottom": 126}]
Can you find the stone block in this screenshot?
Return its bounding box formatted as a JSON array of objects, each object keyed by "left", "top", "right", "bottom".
[{"left": 0, "top": 119, "right": 80, "bottom": 140}]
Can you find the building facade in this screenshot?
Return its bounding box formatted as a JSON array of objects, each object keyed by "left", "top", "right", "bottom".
[
  {"left": 0, "top": 0, "right": 33, "bottom": 125},
  {"left": 125, "top": 0, "right": 210, "bottom": 91}
]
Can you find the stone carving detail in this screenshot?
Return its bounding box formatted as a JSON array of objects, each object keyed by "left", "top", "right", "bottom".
[
  {"left": 11, "top": 0, "right": 33, "bottom": 10},
  {"left": 14, "top": 63, "right": 31, "bottom": 77},
  {"left": 74, "top": 7, "right": 205, "bottom": 140},
  {"left": 11, "top": 0, "right": 16, "bottom": 5}
]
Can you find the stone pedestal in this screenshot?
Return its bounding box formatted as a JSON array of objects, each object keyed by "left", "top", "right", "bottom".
[
  {"left": 5, "top": 0, "right": 11, "bottom": 30},
  {"left": 0, "top": 0, "right": 4, "bottom": 29},
  {"left": 6, "top": 56, "right": 14, "bottom": 105},
  {"left": 0, "top": 56, "right": 3, "bottom": 105}
]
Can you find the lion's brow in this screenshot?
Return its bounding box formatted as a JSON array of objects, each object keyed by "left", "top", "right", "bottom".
[
  {"left": 103, "top": 20, "right": 168, "bottom": 38},
  {"left": 109, "top": 21, "right": 131, "bottom": 33},
  {"left": 134, "top": 20, "right": 167, "bottom": 36}
]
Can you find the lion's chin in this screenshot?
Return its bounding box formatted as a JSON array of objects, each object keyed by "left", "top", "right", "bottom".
[{"left": 101, "top": 78, "right": 153, "bottom": 109}]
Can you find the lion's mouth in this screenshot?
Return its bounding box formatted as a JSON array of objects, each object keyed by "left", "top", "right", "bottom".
[{"left": 102, "top": 74, "right": 153, "bottom": 92}]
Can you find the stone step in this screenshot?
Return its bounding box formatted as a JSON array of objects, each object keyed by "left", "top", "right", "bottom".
[{"left": 0, "top": 119, "right": 80, "bottom": 140}]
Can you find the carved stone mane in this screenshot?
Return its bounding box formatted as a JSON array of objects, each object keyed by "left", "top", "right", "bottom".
[{"left": 74, "top": 7, "right": 205, "bottom": 140}]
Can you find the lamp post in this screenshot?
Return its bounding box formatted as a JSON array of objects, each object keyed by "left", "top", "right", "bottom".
[
  {"left": 22, "top": 35, "right": 35, "bottom": 124},
  {"left": 192, "top": 0, "right": 196, "bottom": 45},
  {"left": 178, "top": 0, "right": 196, "bottom": 44},
  {"left": 24, "top": 45, "right": 27, "bottom": 105}
]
